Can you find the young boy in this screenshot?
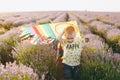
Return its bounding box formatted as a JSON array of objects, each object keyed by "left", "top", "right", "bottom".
[{"left": 57, "top": 25, "right": 85, "bottom": 80}]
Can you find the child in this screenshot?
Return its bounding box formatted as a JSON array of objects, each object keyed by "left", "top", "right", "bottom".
[{"left": 57, "top": 25, "right": 85, "bottom": 80}]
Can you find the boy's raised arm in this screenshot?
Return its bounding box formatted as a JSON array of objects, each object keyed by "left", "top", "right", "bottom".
[{"left": 57, "top": 29, "right": 65, "bottom": 42}]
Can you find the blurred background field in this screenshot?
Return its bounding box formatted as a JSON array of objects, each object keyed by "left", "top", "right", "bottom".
[{"left": 0, "top": 11, "right": 120, "bottom": 80}]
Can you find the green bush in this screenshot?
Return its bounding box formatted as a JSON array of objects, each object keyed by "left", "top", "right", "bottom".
[
  {"left": 0, "top": 34, "right": 19, "bottom": 65},
  {"left": 82, "top": 40, "right": 108, "bottom": 54},
  {"left": 89, "top": 21, "right": 112, "bottom": 37},
  {"left": 80, "top": 52, "right": 120, "bottom": 80},
  {"left": 0, "top": 61, "right": 38, "bottom": 80},
  {"left": 105, "top": 29, "right": 120, "bottom": 53},
  {"left": 105, "top": 29, "right": 120, "bottom": 43},
  {"left": 13, "top": 42, "right": 57, "bottom": 79},
  {"left": 0, "top": 22, "right": 6, "bottom": 34},
  {"left": 3, "top": 21, "right": 14, "bottom": 30}
]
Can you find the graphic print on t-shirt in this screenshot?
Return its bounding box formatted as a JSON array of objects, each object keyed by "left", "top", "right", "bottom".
[{"left": 66, "top": 43, "right": 79, "bottom": 49}]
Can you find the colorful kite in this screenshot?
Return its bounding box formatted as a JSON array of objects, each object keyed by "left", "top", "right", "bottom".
[{"left": 19, "top": 21, "right": 81, "bottom": 44}]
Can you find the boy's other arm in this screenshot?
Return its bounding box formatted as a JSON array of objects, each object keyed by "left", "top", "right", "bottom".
[{"left": 57, "top": 30, "right": 65, "bottom": 42}]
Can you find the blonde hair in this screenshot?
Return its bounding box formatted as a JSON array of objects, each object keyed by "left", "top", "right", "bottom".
[{"left": 65, "top": 26, "right": 75, "bottom": 34}]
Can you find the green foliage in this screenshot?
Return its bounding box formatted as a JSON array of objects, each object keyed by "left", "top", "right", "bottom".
[
  {"left": 82, "top": 40, "right": 108, "bottom": 54},
  {"left": 14, "top": 22, "right": 24, "bottom": 27},
  {"left": 80, "top": 52, "right": 120, "bottom": 80},
  {"left": 13, "top": 43, "right": 56, "bottom": 79},
  {"left": 0, "top": 23, "right": 6, "bottom": 34},
  {"left": 0, "top": 28, "right": 6, "bottom": 34},
  {"left": 3, "top": 21, "right": 14, "bottom": 30},
  {"left": 0, "top": 35, "right": 18, "bottom": 64},
  {"left": 0, "top": 61, "right": 38, "bottom": 80}
]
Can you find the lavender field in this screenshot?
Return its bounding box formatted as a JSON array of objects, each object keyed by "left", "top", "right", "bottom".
[{"left": 0, "top": 11, "right": 120, "bottom": 80}]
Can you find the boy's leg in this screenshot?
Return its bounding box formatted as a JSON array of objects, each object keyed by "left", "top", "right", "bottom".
[
  {"left": 72, "top": 66, "right": 80, "bottom": 80},
  {"left": 62, "top": 63, "right": 73, "bottom": 80}
]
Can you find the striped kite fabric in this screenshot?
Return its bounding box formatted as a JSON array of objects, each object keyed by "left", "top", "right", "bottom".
[{"left": 19, "top": 21, "right": 81, "bottom": 44}]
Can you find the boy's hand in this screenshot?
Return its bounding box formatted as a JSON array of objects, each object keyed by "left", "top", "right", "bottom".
[{"left": 85, "top": 38, "right": 89, "bottom": 42}]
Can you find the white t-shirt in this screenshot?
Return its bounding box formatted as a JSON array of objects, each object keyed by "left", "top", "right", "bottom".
[{"left": 61, "top": 38, "right": 85, "bottom": 66}]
